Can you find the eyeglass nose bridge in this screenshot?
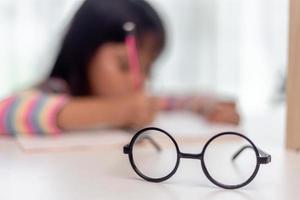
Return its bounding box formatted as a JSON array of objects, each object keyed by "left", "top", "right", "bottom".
[{"left": 179, "top": 152, "right": 202, "bottom": 160}]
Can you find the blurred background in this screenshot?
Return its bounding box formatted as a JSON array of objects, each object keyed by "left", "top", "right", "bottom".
[{"left": 0, "top": 0, "right": 288, "bottom": 114}]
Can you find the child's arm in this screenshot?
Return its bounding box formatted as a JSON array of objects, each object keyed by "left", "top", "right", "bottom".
[
  {"left": 0, "top": 90, "right": 158, "bottom": 137},
  {"left": 58, "top": 93, "right": 159, "bottom": 131}
]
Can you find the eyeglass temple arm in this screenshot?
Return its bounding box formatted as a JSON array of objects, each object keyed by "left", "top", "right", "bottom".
[
  {"left": 141, "top": 136, "right": 162, "bottom": 151},
  {"left": 123, "top": 135, "right": 161, "bottom": 154},
  {"left": 232, "top": 145, "right": 271, "bottom": 164}
]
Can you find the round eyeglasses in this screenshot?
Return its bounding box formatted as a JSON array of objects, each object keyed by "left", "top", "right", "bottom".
[{"left": 123, "top": 127, "right": 271, "bottom": 189}]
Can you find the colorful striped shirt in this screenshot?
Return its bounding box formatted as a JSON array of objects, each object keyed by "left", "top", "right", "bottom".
[{"left": 0, "top": 79, "right": 69, "bottom": 137}]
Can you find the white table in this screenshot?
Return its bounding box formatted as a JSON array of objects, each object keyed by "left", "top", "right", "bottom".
[{"left": 1, "top": 107, "right": 299, "bottom": 200}]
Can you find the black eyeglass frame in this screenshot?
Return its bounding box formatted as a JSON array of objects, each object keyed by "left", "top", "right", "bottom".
[{"left": 123, "top": 127, "right": 271, "bottom": 189}]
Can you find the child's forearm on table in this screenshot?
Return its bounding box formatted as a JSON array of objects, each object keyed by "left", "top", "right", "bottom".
[{"left": 57, "top": 97, "right": 129, "bottom": 131}]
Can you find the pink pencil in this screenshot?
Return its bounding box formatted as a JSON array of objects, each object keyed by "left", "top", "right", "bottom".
[{"left": 124, "top": 22, "right": 143, "bottom": 90}]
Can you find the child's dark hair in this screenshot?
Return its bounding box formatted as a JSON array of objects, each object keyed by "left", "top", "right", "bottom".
[{"left": 50, "top": 0, "right": 166, "bottom": 96}]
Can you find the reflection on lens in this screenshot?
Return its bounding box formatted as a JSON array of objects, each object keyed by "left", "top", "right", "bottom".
[
  {"left": 203, "top": 134, "right": 258, "bottom": 187},
  {"left": 132, "top": 129, "right": 178, "bottom": 179}
]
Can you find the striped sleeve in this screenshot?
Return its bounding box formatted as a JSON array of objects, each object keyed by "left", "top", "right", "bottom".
[
  {"left": 159, "top": 96, "right": 209, "bottom": 113},
  {"left": 159, "top": 96, "right": 191, "bottom": 111},
  {"left": 0, "top": 91, "right": 69, "bottom": 137}
]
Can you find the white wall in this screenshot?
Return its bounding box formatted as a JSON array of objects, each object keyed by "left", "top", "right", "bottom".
[
  {"left": 149, "top": 0, "right": 288, "bottom": 113},
  {"left": 0, "top": 0, "right": 83, "bottom": 96}
]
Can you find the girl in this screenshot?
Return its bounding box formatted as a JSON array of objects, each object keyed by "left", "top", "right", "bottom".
[{"left": 0, "top": 0, "right": 239, "bottom": 137}]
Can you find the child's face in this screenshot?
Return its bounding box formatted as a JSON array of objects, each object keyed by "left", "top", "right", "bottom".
[{"left": 88, "top": 35, "right": 160, "bottom": 97}]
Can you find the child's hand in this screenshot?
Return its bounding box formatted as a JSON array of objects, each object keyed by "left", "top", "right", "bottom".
[
  {"left": 203, "top": 101, "right": 240, "bottom": 125},
  {"left": 179, "top": 96, "right": 240, "bottom": 125},
  {"left": 159, "top": 95, "right": 240, "bottom": 125},
  {"left": 120, "top": 91, "right": 159, "bottom": 129}
]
